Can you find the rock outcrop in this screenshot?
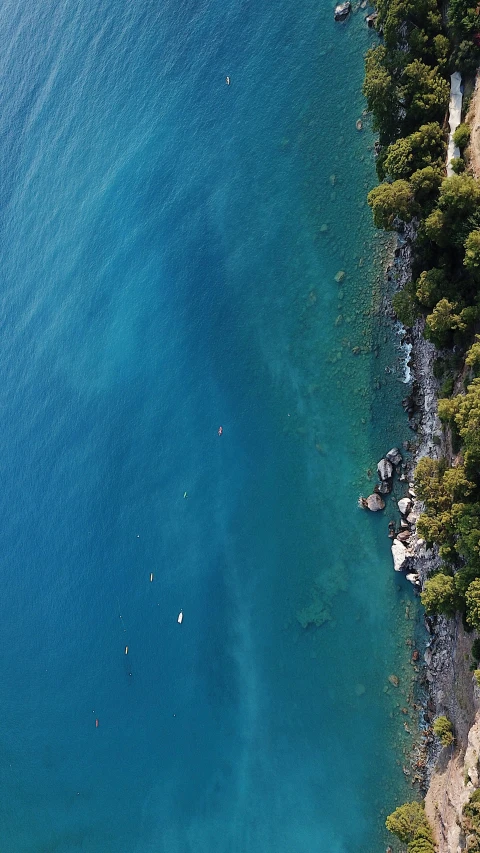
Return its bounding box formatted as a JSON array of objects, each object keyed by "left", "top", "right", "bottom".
[
  {"left": 334, "top": 1, "right": 351, "bottom": 20},
  {"left": 377, "top": 457, "right": 394, "bottom": 481}
]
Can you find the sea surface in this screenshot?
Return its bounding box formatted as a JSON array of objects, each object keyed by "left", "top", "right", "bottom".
[{"left": 0, "top": 0, "right": 419, "bottom": 850}]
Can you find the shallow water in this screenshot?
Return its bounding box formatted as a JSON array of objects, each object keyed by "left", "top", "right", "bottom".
[{"left": 0, "top": 0, "right": 417, "bottom": 850}]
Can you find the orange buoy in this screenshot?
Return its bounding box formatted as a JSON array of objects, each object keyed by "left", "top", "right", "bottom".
[{"left": 95, "top": 719, "right": 99, "bottom": 728}]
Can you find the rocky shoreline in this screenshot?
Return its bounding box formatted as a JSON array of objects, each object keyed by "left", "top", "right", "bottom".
[{"left": 384, "top": 229, "right": 479, "bottom": 852}]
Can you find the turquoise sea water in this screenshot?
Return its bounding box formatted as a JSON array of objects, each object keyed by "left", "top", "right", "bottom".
[{"left": 0, "top": 0, "right": 419, "bottom": 850}]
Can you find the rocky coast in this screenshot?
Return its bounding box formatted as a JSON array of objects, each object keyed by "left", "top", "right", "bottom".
[{"left": 385, "top": 231, "right": 480, "bottom": 852}]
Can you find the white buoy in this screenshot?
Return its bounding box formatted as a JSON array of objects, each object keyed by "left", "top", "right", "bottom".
[{"left": 177, "top": 611, "right": 183, "bottom": 624}]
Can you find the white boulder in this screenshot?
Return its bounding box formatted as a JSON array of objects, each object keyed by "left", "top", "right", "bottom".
[{"left": 398, "top": 497, "right": 412, "bottom": 516}]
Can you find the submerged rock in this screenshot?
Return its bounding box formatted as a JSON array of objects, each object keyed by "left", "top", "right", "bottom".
[
  {"left": 377, "top": 458, "right": 393, "bottom": 481},
  {"left": 388, "top": 674, "right": 400, "bottom": 687},
  {"left": 386, "top": 447, "right": 402, "bottom": 466},
  {"left": 334, "top": 1, "right": 351, "bottom": 20},
  {"left": 375, "top": 481, "right": 392, "bottom": 495}
]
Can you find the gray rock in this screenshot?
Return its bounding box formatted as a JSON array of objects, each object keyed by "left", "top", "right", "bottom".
[
  {"left": 392, "top": 539, "right": 408, "bottom": 571},
  {"left": 366, "top": 493, "right": 385, "bottom": 512},
  {"left": 334, "top": 1, "right": 351, "bottom": 20},
  {"left": 398, "top": 497, "right": 412, "bottom": 516},
  {"left": 386, "top": 447, "right": 402, "bottom": 466},
  {"left": 406, "top": 573, "right": 421, "bottom": 587},
  {"left": 377, "top": 458, "right": 394, "bottom": 481},
  {"left": 396, "top": 530, "right": 411, "bottom": 543},
  {"left": 375, "top": 481, "right": 392, "bottom": 495}
]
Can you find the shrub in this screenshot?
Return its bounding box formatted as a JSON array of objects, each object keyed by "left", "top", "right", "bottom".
[
  {"left": 453, "top": 123, "right": 471, "bottom": 150},
  {"left": 421, "top": 573, "right": 458, "bottom": 615},
  {"left": 464, "top": 230, "right": 480, "bottom": 271},
  {"left": 433, "top": 715, "right": 454, "bottom": 747},
  {"left": 450, "top": 157, "right": 466, "bottom": 174},
  {"left": 472, "top": 638, "right": 480, "bottom": 661},
  {"left": 466, "top": 579, "right": 480, "bottom": 629}
]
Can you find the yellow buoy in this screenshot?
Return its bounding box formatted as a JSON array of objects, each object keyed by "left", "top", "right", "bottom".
[
  {"left": 125, "top": 646, "right": 128, "bottom": 655},
  {"left": 150, "top": 573, "right": 153, "bottom": 582}
]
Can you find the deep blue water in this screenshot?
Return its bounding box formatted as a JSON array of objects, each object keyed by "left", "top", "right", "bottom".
[{"left": 0, "top": 0, "right": 418, "bottom": 850}]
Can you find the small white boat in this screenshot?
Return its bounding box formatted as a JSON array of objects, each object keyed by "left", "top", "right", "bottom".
[{"left": 177, "top": 611, "right": 183, "bottom": 624}]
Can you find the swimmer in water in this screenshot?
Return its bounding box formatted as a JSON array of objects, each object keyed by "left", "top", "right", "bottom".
[{"left": 226, "top": 76, "right": 230, "bottom": 85}]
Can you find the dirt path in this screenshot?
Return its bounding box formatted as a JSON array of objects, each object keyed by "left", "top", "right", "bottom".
[{"left": 466, "top": 72, "right": 480, "bottom": 178}]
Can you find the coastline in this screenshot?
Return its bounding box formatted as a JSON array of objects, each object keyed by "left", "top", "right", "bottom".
[{"left": 389, "top": 228, "right": 479, "bottom": 851}]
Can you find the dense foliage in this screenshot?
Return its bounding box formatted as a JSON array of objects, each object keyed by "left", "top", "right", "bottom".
[
  {"left": 364, "top": 0, "right": 480, "bottom": 629},
  {"left": 462, "top": 789, "right": 480, "bottom": 852},
  {"left": 386, "top": 802, "right": 436, "bottom": 852}
]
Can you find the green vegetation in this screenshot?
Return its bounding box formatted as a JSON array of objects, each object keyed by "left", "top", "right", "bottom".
[
  {"left": 385, "top": 802, "right": 436, "bottom": 852},
  {"left": 363, "top": 0, "right": 480, "bottom": 634},
  {"left": 453, "top": 122, "right": 471, "bottom": 149},
  {"left": 433, "top": 715, "right": 455, "bottom": 746},
  {"left": 462, "top": 789, "right": 480, "bottom": 851}
]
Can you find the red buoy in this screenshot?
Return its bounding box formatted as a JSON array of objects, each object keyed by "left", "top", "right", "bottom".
[{"left": 95, "top": 719, "right": 99, "bottom": 728}]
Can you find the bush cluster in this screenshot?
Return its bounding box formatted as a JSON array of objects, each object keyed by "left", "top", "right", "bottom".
[
  {"left": 432, "top": 715, "right": 455, "bottom": 746},
  {"left": 418, "top": 356, "right": 480, "bottom": 625}
]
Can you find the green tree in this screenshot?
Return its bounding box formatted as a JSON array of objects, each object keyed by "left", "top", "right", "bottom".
[
  {"left": 464, "top": 230, "right": 480, "bottom": 271},
  {"left": 410, "top": 166, "right": 443, "bottom": 207},
  {"left": 415, "top": 267, "right": 448, "bottom": 307},
  {"left": 425, "top": 298, "right": 466, "bottom": 345},
  {"left": 454, "top": 378, "right": 480, "bottom": 474},
  {"left": 400, "top": 60, "right": 450, "bottom": 126},
  {"left": 466, "top": 335, "right": 480, "bottom": 370},
  {"left": 466, "top": 578, "right": 480, "bottom": 629},
  {"left": 383, "top": 122, "right": 446, "bottom": 180},
  {"left": 386, "top": 802, "right": 432, "bottom": 844},
  {"left": 363, "top": 47, "right": 398, "bottom": 140},
  {"left": 450, "top": 157, "right": 466, "bottom": 174},
  {"left": 421, "top": 573, "right": 458, "bottom": 615},
  {"left": 453, "top": 123, "right": 471, "bottom": 149},
  {"left": 433, "top": 715, "right": 454, "bottom": 747},
  {"left": 425, "top": 175, "right": 480, "bottom": 246},
  {"left": 367, "top": 180, "right": 415, "bottom": 229}
]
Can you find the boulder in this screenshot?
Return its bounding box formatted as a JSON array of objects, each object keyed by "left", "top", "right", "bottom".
[
  {"left": 366, "top": 493, "right": 385, "bottom": 512},
  {"left": 377, "top": 458, "right": 393, "bottom": 481},
  {"left": 396, "top": 529, "right": 411, "bottom": 543},
  {"left": 392, "top": 539, "right": 408, "bottom": 571},
  {"left": 398, "top": 497, "right": 412, "bottom": 516},
  {"left": 365, "top": 11, "right": 378, "bottom": 26},
  {"left": 406, "top": 573, "right": 421, "bottom": 588},
  {"left": 388, "top": 674, "right": 399, "bottom": 687},
  {"left": 386, "top": 447, "right": 402, "bottom": 466},
  {"left": 334, "top": 1, "right": 351, "bottom": 20},
  {"left": 374, "top": 481, "right": 392, "bottom": 495}
]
